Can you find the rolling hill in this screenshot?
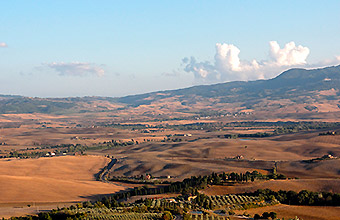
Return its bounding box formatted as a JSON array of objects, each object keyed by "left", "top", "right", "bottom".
[
  {"left": 1, "top": 65, "right": 340, "bottom": 119},
  {"left": 117, "top": 65, "right": 340, "bottom": 107}
]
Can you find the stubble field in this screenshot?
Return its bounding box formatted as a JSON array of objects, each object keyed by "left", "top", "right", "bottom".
[{"left": 0, "top": 155, "right": 126, "bottom": 218}]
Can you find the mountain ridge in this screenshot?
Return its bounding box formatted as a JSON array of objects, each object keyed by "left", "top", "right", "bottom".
[
  {"left": 0, "top": 65, "right": 340, "bottom": 116},
  {"left": 117, "top": 65, "right": 340, "bottom": 106}
]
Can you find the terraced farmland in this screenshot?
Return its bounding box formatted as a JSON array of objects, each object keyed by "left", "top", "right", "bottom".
[
  {"left": 190, "top": 214, "right": 229, "bottom": 220},
  {"left": 209, "top": 194, "right": 278, "bottom": 210},
  {"left": 82, "top": 213, "right": 162, "bottom": 220},
  {"left": 64, "top": 207, "right": 162, "bottom": 220}
]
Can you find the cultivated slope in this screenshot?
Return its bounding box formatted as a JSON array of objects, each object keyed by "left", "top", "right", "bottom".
[{"left": 0, "top": 65, "right": 340, "bottom": 119}]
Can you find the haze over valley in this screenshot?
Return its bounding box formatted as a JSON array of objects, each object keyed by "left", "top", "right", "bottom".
[{"left": 1, "top": 1, "right": 340, "bottom": 220}]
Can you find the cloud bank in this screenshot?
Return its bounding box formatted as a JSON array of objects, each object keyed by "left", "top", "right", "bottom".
[
  {"left": 0, "top": 42, "right": 7, "bottom": 47},
  {"left": 47, "top": 62, "right": 105, "bottom": 77},
  {"left": 183, "top": 41, "right": 323, "bottom": 83}
]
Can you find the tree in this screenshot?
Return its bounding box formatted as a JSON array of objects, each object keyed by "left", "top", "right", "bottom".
[
  {"left": 162, "top": 211, "right": 173, "bottom": 220},
  {"left": 38, "top": 213, "right": 52, "bottom": 220},
  {"left": 228, "top": 210, "right": 235, "bottom": 215},
  {"left": 213, "top": 176, "right": 221, "bottom": 184},
  {"left": 269, "top": 212, "right": 277, "bottom": 219},
  {"left": 262, "top": 212, "right": 271, "bottom": 219},
  {"left": 183, "top": 212, "right": 192, "bottom": 220},
  {"left": 254, "top": 214, "right": 261, "bottom": 219}
]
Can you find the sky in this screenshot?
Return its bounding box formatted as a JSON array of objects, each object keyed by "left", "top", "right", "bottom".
[{"left": 1, "top": 1, "right": 340, "bottom": 98}]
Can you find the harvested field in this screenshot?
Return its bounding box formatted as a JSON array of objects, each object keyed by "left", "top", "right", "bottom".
[
  {"left": 0, "top": 202, "right": 76, "bottom": 219},
  {"left": 0, "top": 155, "right": 126, "bottom": 217},
  {"left": 201, "top": 179, "right": 340, "bottom": 195},
  {"left": 95, "top": 131, "right": 340, "bottom": 179},
  {"left": 233, "top": 204, "right": 340, "bottom": 220},
  {"left": 1, "top": 112, "right": 340, "bottom": 219}
]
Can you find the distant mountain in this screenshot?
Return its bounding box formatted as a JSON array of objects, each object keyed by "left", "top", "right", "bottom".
[
  {"left": 0, "top": 65, "right": 340, "bottom": 117},
  {"left": 0, "top": 96, "right": 121, "bottom": 114},
  {"left": 118, "top": 65, "right": 340, "bottom": 106}
]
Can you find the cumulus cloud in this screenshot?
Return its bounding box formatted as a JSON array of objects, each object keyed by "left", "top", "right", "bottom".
[
  {"left": 46, "top": 62, "right": 105, "bottom": 77},
  {"left": 183, "top": 41, "right": 315, "bottom": 83},
  {"left": 269, "top": 41, "right": 309, "bottom": 66},
  {"left": 0, "top": 42, "right": 7, "bottom": 47}
]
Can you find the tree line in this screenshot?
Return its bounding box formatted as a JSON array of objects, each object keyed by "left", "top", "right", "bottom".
[{"left": 249, "top": 189, "right": 340, "bottom": 206}]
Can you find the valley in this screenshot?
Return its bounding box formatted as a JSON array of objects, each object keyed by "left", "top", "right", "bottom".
[{"left": 1, "top": 66, "right": 340, "bottom": 219}]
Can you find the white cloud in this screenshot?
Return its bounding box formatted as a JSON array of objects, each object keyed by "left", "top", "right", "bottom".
[
  {"left": 0, "top": 42, "right": 7, "bottom": 47},
  {"left": 215, "top": 43, "right": 241, "bottom": 71},
  {"left": 46, "top": 62, "right": 105, "bottom": 77},
  {"left": 269, "top": 41, "right": 309, "bottom": 66},
  {"left": 183, "top": 41, "right": 318, "bottom": 83}
]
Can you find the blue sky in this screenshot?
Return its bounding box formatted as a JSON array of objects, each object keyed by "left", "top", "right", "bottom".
[{"left": 1, "top": 1, "right": 340, "bottom": 97}]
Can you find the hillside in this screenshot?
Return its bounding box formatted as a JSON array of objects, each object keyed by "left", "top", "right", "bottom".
[
  {"left": 118, "top": 65, "right": 340, "bottom": 106},
  {"left": 0, "top": 65, "right": 340, "bottom": 119}
]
